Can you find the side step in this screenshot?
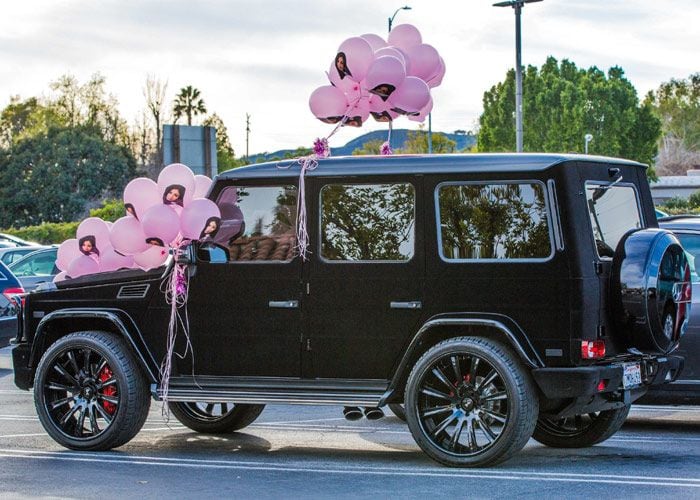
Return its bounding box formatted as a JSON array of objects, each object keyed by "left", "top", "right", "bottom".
[{"left": 151, "top": 376, "right": 389, "bottom": 407}]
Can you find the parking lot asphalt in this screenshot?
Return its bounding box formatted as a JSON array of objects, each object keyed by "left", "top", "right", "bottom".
[{"left": 0, "top": 348, "right": 699, "bottom": 498}]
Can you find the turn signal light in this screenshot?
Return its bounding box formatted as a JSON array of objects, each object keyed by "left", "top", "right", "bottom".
[
  {"left": 581, "top": 340, "right": 606, "bottom": 359},
  {"left": 2, "top": 287, "right": 26, "bottom": 306}
]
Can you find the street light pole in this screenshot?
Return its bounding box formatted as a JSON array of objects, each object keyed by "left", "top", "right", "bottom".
[
  {"left": 493, "top": 0, "right": 542, "bottom": 153},
  {"left": 584, "top": 133, "right": 593, "bottom": 154},
  {"left": 387, "top": 6, "right": 411, "bottom": 152}
]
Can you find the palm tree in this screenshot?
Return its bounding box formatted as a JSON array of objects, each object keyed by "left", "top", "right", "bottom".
[{"left": 172, "top": 85, "right": 207, "bottom": 126}]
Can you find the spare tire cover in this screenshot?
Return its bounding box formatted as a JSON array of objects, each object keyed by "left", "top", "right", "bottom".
[{"left": 611, "top": 228, "right": 691, "bottom": 354}]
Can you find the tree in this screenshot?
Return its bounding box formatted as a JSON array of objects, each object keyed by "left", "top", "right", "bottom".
[
  {"left": 400, "top": 127, "right": 457, "bottom": 154},
  {"left": 0, "top": 96, "right": 63, "bottom": 147},
  {"left": 144, "top": 75, "right": 168, "bottom": 166},
  {"left": 173, "top": 86, "right": 207, "bottom": 126},
  {"left": 352, "top": 139, "right": 384, "bottom": 155},
  {"left": 0, "top": 126, "right": 136, "bottom": 227},
  {"left": 477, "top": 57, "right": 661, "bottom": 171},
  {"left": 202, "top": 113, "right": 244, "bottom": 171}
]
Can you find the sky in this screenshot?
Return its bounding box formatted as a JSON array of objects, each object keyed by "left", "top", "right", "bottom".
[{"left": 1, "top": 0, "right": 698, "bottom": 155}]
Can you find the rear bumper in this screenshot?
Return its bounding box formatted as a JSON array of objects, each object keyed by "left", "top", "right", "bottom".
[
  {"left": 12, "top": 343, "right": 32, "bottom": 390},
  {"left": 532, "top": 355, "right": 683, "bottom": 418}
]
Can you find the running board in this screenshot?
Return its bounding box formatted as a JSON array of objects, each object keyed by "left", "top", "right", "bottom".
[{"left": 151, "top": 376, "right": 389, "bottom": 407}]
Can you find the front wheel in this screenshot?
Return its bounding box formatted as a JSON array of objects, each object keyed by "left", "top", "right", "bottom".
[
  {"left": 168, "top": 402, "right": 265, "bottom": 433},
  {"left": 404, "top": 337, "right": 538, "bottom": 467},
  {"left": 532, "top": 406, "right": 630, "bottom": 448}
]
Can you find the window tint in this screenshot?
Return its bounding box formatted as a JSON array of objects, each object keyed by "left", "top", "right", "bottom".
[
  {"left": 676, "top": 233, "right": 700, "bottom": 281},
  {"left": 438, "top": 183, "right": 552, "bottom": 260},
  {"left": 210, "top": 185, "right": 297, "bottom": 262},
  {"left": 10, "top": 252, "right": 56, "bottom": 277},
  {"left": 586, "top": 184, "right": 641, "bottom": 258},
  {"left": 321, "top": 183, "right": 415, "bottom": 261}
]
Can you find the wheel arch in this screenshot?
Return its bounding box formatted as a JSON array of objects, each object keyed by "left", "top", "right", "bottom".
[
  {"left": 28, "top": 309, "right": 159, "bottom": 387},
  {"left": 380, "top": 313, "right": 544, "bottom": 406}
]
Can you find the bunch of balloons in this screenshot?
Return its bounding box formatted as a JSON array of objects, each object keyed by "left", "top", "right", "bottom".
[
  {"left": 309, "top": 24, "right": 445, "bottom": 127},
  {"left": 54, "top": 163, "right": 221, "bottom": 281}
]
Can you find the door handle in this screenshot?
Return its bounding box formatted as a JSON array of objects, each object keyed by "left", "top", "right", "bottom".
[
  {"left": 269, "top": 300, "right": 299, "bottom": 309},
  {"left": 390, "top": 301, "right": 422, "bottom": 310}
]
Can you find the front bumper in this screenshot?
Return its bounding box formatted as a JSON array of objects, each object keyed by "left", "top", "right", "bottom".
[{"left": 532, "top": 355, "right": 683, "bottom": 418}]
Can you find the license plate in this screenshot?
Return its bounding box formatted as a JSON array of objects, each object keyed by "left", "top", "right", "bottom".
[{"left": 622, "top": 362, "right": 642, "bottom": 389}]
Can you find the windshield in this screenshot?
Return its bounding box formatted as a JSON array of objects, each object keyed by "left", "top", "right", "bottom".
[{"left": 586, "top": 184, "right": 642, "bottom": 258}]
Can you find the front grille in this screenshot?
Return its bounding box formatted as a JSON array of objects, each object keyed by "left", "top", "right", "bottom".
[{"left": 117, "top": 284, "right": 150, "bottom": 299}]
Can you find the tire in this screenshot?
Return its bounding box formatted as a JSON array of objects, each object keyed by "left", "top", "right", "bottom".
[
  {"left": 34, "top": 331, "right": 151, "bottom": 451},
  {"left": 389, "top": 403, "right": 406, "bottom": 422},
  {"left": 168, "top": 402, "right": 265, "bottom": 433},
  {"left": 532, "top": 406, "right": 630, "bottom": 448},
  {"left": 404, "top": 337, "right": 538, "bottom": 467}
]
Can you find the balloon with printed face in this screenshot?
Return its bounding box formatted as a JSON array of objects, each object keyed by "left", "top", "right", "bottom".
[
  {"left": 124, "top": 177, "right": 159, "bottom": 219},
  {"left": 181, "top": 198, "right": 222, "bottom": 240},
  {"left": 343, "top": 97, "right": 370, "bottom": 127},
  {"left": 109, "top": 216, "right": 149, "bottom": 255},
  {"left": 361, "top": 33, "right": 387, "bottom": 52},
  {"left": 141, "top": 204, "right": 181, "bottom": 246},
  {"left": 365, "top": 56, "right": 406, "bottom": 102},
  {"left": 99, "top": 245, "right": 135, "bottom": 272},
  {"left": 368, "top": 95, "right": 398, "bottom": 123},
  {"left": 157, "top": 163, "right": 196, "bottom": 208},
  {"left": 389, "top": 76, "right": 431, "bottom": 116},
  {"left": 193, "top": 175, "right": 213, "bottom": 199},
  {"left": 76, "top": 218, "right": 110, "bottom": 257},
  {"left": 56, "top": 239, "right": 81, "bottom": 272},
  {"left": 387, "top": 24, "right": 422, "bottom": 51},
  {"left": 67, "top": 255, "right": 100, "bottom": 278},
  {"left": 405, "top": 43, "right": 441, "bottom": 82},
  {"left": 133, "top": 245, "right": 169, "bottom": 271},
  {"left": 309, "top": 85, "right": 349, "bottom": 124},
  {"left": 334, "top": 37, "right": 374, "bottom": 83},
  {"left": 408, "top": 97, "right": 433, "bottom": 123}
]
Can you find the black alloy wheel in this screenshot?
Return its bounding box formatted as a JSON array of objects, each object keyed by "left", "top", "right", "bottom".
[
  {"left": 532, "top": 406, "right": 630, "bottom": 448},
  {"left": 34, "top": 331, "right": 150, "bottom": 450},
  {"left": 168, "top": 401, "right": 265, "bottom": 433},
  {"left": 405, "top": 337, "right": 538, "bottom": 467}
]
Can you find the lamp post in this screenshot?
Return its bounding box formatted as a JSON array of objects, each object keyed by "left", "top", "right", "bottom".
[
  {"left": 584, "top": 133, "right": 593, "bottom": 154},
  {"left": 493, "top": 0, "right": 542, "bottom": 153},
  {"left": 387, "top": 6, "right": 411, "bottom": 152}
]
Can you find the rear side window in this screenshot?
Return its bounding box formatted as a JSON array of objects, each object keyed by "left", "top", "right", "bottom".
[
  {"left": 437, "top": 182, "right": 552, "bottom": 261},
  {"left": 320, "top": 183, "right": 415, "bottom": 262},
  {"left": 211, "top": 185, "right": 297, "bottom": 262},
  {"left": 585, "top": 184, "right": 642, "bottom": 258}
]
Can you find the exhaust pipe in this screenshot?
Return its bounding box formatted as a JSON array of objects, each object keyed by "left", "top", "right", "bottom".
[
  {"left": 363, "top": 407, "right": 385, "bottom": 420},
  {"left": 343, "top": 406, "right": 363, "bottom": 421}
]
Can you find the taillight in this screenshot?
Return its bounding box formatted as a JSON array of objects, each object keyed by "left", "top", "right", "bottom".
[
  {"left": 3, "top": 287, "right": 26, "bottom": 306},
  {"left": 581, "top": 340, "right": 606, "bottom": 359}
]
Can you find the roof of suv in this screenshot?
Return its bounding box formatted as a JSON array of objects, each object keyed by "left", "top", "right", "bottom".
[{"left": 218, "top": 153, "right": 647, "bottom": 180}]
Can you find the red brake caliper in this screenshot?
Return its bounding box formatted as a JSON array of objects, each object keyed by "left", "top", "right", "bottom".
[{"left": 98, "top": 365, "right": 117, "bottom": 415}]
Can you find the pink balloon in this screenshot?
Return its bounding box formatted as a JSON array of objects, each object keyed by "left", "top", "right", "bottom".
[
  {"left": 427, "top": 56, "right": 446, "bottom": 88},
  {"left": 194, "top": 175, "right": 213, "bottom": 199},
  {"left": 405, "top": 43, "right": 441, "bottom": 81},
  {"left": 387, "top": 24, "right": 422, "bottom": 50},
  {"left": 100, "top": 245, "right": 135, "bottom": 272},
  {"left": 124, "top": 177, "right": 159, "bottom": 220},
  {"left": 67, "top": 255, "right": 100, "bottom": 279},
  {"left": 157, "top": 163, "right": 196, "bottom": 208},
  {"left": 141, "top": 204, "right": 181, "bottom": 246},
  {"left": 133, "top": 245, "right": 169, "bottom": 271},
  {"left": 368, "top": 95, "right": 398, "bottom": 123},
  {"left": 365, "top": 56, "right": 406, "bottom": 102},
  {"left": 375, "top": 47, "right": 407, "bottom": 67},
  {"left": 56, "top": 239, "right": 81, "bottom": 272},
  {"left": 361, "top": 33, "right": 387, "bottom": 52},
  {"left": 53, "top": 271, "right": 68, "bottom": 283},
  {"left": 334, "top": 37, "right": 374, "bottom": 83},
  {"left": 180, "top": 198, "right": 222, "bottom": 240},
  {"left": 109, "top": 216, "right": 148, "bottom": 255},
  {"left": 389, "top": 77, "right": 431, "bottom": 116},
  {"left": 76, "top": 218, "right": 110, "bottom": 257},
  {"left": 343, "top": 97, "right": 370, "bottom": 127},
  {"left": 408, "top": 97, "right": 433, "bottom": 123},
  {"left": 309, "top": 85, "right": 348, "bottom": 124}
]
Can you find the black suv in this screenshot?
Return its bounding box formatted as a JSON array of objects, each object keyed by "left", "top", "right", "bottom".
[{"left": 11, "top": 154, "right": 690, "bottom": 467}]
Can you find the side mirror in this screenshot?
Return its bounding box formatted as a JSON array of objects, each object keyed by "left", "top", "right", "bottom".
[{"left": 175, "top": 244, "right": 195, "bottom": 265}]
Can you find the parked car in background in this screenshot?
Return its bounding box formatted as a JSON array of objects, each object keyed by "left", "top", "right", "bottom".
[
  {"left": 0, "top": 233, "right": 37, "bottom": 248},
  {"left": 0, "top": 260, "right": 23, "bottom": 348},
  {"left": 0, "top": 246, "right": 50, "bottom": 266},
  {"left": 8, "top": 247, "right": 59, "bottom": 292},
  {"left": 655, "top": 208, "right": 668, "bottom": 219},
  {"left": 639, "top": 215, "right": 700, "bottom": 404}
]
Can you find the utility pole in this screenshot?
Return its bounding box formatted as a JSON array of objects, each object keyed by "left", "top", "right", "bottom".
[{"left": 245, "top": 113, "right": 251, "bottom": 161}]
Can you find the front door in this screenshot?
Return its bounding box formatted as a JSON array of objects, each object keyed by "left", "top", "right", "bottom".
[
  {"left": 184, "top": 181, "right": 302, "bottom": 377},
  {"left": 304, "top": 176, "right": 424, "bottom": 380}
]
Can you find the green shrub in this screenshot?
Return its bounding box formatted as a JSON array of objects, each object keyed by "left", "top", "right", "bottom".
[
  {"left": 89, "top": 198, "right": 124, "bottom": 222},
  {"left": 4, "top": 222, "right": 79, "bottom": 244}
]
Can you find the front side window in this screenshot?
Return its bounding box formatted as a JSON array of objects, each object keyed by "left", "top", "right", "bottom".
[
  {"left": 210, "top": 185, "right": 297, "bottom": 262},
  {"left": 438, "top": 182, "right": 552, "bottom": 260},
  {"left": 585, "top": 184, "right": 642, "bottom": 258},
  {"left": 321, "top": 183, "right": 415, "bottom": 261}
]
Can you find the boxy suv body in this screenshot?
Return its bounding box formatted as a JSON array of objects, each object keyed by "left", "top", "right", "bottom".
[{"left": 12, "top": 154, "right": 689, "bottom": 467}]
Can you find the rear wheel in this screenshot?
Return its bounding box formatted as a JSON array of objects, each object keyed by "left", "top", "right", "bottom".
[
  {"left": 168, "top": 402, "right": 265, "bottom": 433},
  {"left": 388, "top": 403, "right": 406, "bottom": 422},
  {"left": 34, "top": 331, "right": 151, "bottom": 450},
  {"left": 404, "top": 337, "right": 538, "bottom": 467},
  {"left": 532, "top": 406, "right": 630, "bottom": 448}
]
